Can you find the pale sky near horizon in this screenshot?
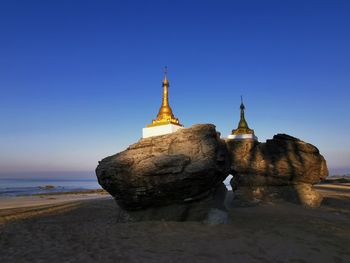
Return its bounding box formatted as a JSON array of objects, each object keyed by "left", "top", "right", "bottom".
[{"left": 0, "top": 0, "right": 349, "bottom": 176}]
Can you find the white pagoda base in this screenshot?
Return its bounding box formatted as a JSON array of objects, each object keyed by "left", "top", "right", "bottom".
[
  {"left": 227, "top": 134, "right": 258, "bottom": 141},
  {"left": 142, "top": 124, "right": 184, "bottom": 139}
]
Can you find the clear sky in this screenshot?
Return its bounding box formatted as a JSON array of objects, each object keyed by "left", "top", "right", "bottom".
[{"left": 0, "top": 0, "right": 349, "bottom": 177}]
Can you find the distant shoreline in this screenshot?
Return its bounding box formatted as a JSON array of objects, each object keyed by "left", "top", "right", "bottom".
[
  {"left": 0, "top": 177, "right": 101, "bottom": 197},
  {"left": 0, "top": 190, "right": 111, "bottom": 212},
  {"left": 30, "top": 188, "right": 107, "bottom": 196}
]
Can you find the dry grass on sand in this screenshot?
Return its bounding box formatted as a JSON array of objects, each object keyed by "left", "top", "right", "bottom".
[{"left": 0, "top": 184, "right": 349, "bottom": 263}]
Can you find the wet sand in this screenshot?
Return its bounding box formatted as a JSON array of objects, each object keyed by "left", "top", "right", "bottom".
[
  {"left": 0, "top": 184, "right": 349, "bottom": 263},
  {"left": 0, "top": 189, "right": 109, "bottom": 210}
]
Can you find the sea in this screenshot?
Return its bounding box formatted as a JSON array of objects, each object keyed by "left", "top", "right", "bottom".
[{"left": 0, "top": 176, "right": 101, "bottom": 197}]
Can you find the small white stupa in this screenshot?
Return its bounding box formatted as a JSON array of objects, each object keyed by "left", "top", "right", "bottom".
[
  {"left": 227, "top": 96, "right": 258, "bottom": 141},
  {"left": 142, "top": 67, "right": 183, "bottom": 138}
]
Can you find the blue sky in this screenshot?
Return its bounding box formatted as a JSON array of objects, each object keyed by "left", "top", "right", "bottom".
[{"left": 0, "top": 0, "right": 349, "bottom": 176}]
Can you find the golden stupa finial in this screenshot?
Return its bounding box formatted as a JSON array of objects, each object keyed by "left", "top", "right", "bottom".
[
  {"left": 231, "top": 96, "right": 254, "bottom": 135},
  {"left": 147, "top": 67, "right": 182, "bottom": 127},
  {"left": 163, "top": 66, "right": 169, "bottom": 86}
]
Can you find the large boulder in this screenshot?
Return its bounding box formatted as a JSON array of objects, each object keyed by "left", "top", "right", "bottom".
[
  {"left": 96, "top": 124, "right": 230, "bottom": 221},
  {"left": 96, "top": 125, "right": 329, "bottom": 220},
  {"left": 227, "top": 134, "right": 328, "bottom": 207}
]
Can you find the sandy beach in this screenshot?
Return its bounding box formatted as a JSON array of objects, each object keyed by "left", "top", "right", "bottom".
[{"left": 0, "top": 184, "right": 349, "bottom": 263}]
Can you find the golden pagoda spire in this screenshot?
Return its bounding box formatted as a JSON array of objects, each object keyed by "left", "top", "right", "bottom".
[
  {"left": 147, "top": 67, "right": 182, "bottom": 127},
  {"left": 160, "top": 66, "right": 170, "bottom": 109},
  {"left": 231, "top": 96, "right": 254, "bottom": 135}
]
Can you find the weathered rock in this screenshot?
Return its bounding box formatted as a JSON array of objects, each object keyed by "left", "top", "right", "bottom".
[
  {"left": 116, "top": 183, "right": 229, "bottom": 223},
  {"left": 231, "top": 185, "right": 323, "bottom": 208},
  {"left": 96, "top": 125, "right": 328, "bottom": 218},
  {"left": 96, "top": 124, "right": 230, "bottom": 217},
  {"left": 227, "top": 134, "right": 328, "bottom": 207}
]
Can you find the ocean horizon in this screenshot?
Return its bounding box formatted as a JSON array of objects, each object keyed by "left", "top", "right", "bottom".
[
  {"left": 0, "top": 172, "right": 101, "bottom": 197},
  {"left": 0, "top": 178, "right": 101, "bottom": 197}
]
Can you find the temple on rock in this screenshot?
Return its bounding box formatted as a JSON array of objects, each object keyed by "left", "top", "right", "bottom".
[
  {"left": 142, "top": 67, "right": 183, "bottom": 138},
  {"left": 228, "top": 96, "right": 258, "bottom": 141}
]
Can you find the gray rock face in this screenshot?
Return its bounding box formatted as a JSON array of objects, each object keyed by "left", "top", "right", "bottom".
[
  {"left": 227, "top": 134, "right": 328, "bottom": 207},
  {"left": 96, "top": 124, "right": 230, "bottom": 212}
]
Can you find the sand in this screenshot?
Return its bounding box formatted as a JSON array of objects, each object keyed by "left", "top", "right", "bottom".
[
  {"left": 0, "top": 184, "right": 349, "bottom": 263},
  {"left": 0, "top": 190, "right": 109, "bottom": 210}
]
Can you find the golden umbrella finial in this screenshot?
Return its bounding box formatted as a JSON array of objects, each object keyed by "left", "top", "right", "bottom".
[
  {"left": 240, "top": 95, "right": 245, "bottom": 110},
  {"left": 163, "top": 66, "right": 169, "bottom": 86}
]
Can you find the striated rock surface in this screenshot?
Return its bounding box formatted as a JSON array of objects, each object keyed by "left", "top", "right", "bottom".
[
  {"left": 96, "top": 124, "right": 230, "bottom": 221},
  {"left": 227, "top": 134, "right": 328, "bottom": 207}
]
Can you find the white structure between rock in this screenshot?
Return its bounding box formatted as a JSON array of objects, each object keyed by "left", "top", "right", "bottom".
[
  {"left": 142, "top": 124, "right": 183, "bottom": 139},
  {"left": 227, "top": 133, "right": 258, "bottom": 140}
]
